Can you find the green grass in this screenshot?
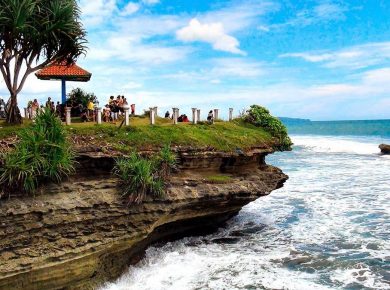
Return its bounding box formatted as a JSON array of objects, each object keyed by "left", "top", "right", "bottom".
[
  {"left": 206, "top": 175, "right": 233, "bottom": 184},
  {"left": 0, "top": 116, "right": 274, "bottom": 152},
  {"left": 0, "top": 119, "right": 33, "bottom": 139}
]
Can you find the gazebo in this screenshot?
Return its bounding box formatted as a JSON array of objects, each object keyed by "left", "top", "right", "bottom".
[{"left": 35, "top": 61, "right": 92, "bottom": 104}]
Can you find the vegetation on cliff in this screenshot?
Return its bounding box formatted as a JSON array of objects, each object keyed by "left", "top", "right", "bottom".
[
  {"left": 243, "top": 105, "right": 292, "bottom": 150},
  {"left": 0, "top": 110, "right": 74, "bottom": 198},
  {"left": 113, "top": 145, "right": 177, "bottom": 203},
  {"left": 1, "top": 117, "right": 274, "bottom": 151},
  {"left": 0, "top": 104, "right": 291, "bottom": 198}
]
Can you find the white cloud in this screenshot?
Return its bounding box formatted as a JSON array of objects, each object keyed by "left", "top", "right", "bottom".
[
  {"left": 314, "top": 3, "right": 347, "bottom": 20},
  {"left": 142, "top": 0, "right": 160, "bottom": 5},
  {"left": 176, "top": 19, "right": 245, "bottom": 55},
  {"left": 280, "top": 42, "right": 390, "bottom": 69},
  {"left": 210, "top": 58, "right": 264, "bottom": 77},
  {"left": 80, "top": 0, "right": 117, "bottom": 26},
  {"left": 88, "top": 35, "right": 190, "bottom": 64},
  {"left": 120, "top": 2, "right": 140, "bottom": 16},
  {"left": 115, "top": 15, "right": 185, "bottom": 39},
  {"left": 201, "top": 1, "right": 278, "bottom": 33},
  {"left": 161, "top": 58, "right": 265, "bottom": 82},
  {"left": 269, "top": 1, "right": 348, "bottom": 30}
]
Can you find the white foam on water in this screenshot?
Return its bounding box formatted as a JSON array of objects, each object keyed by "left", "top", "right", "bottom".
[
  {"left": 292, "top": 135, "right": 390, "bottom": 155},
  {"left": 100, "top": 135, "right": 390, "bottom": 290}
]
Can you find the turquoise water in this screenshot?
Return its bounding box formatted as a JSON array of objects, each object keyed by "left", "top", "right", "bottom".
[
  {"left": 101, "top": 133, "right": 390, "bottom": 290},
  {"left": 284, "top": 119, "right": 390, "bottom": 138}
]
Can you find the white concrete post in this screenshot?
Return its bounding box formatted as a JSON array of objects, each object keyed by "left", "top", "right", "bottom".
[
  {"left": 229, "top": 108, "right": 233, "bottom": 121},
  {"left": 65, "top": 107, "right": 71, "bottom": 125},
  {"left": 214, "top": 109, "right": 219, "bottom": 120},
  {"left": 124, "top": 107, "right": 130, "bottom": 126},
  {"left": 153, "top": 106, "right": 158, "bottom": 117},
  {"left": 149, "top": 107, "right": 155, "bottom": 125},
  {"left": 197, "top": 109, "right": 201, "bottom": 122},
  {"left": 96, "top": 107, "right": 102, "bottom": 124},
  {"left": 192, "top": 108, "right": 197, "bottom": 124},
  {"left": 173, "top": 108, "right": 178, "bottom": 124}
]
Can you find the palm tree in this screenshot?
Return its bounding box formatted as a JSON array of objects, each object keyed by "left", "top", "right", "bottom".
[{"left": 0, "top": 0, "right": 87, "bottom": 124}]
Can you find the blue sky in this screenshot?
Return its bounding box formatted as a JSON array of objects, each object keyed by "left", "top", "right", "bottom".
[{"left": 2, "top": 0, "right": 390, "bottom": 120}]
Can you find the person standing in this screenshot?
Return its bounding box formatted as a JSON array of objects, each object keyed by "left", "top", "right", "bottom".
[
  {"left": 55, "top": 101, "right": 62, "bottom": 117},
  {"left": 31, "top": 99, "right": 39, "bottom": 119},
  {"left": 207, "top": 110, "right": 214, "bottom": 124},
  {"left": 45, "top": 97, "right": 52, "bottom": 109},
  {"left": 87, "top": 99, "right": 95, "bottom": 120}
]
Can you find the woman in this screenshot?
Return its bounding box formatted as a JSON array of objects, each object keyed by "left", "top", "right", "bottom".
[
  {"left": 31, "top": 99, "right": 39, "bottom": 119},
  {"left": 207, "top": 110, "right": 214, "bottom": 123}
]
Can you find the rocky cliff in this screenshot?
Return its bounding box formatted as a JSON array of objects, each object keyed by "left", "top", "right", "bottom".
[{"left": 0, "top": 146, "right": 287, "bottom": 290}]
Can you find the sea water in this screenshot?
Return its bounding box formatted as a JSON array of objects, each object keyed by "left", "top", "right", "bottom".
[{"left": 101, "top": 134, "right": 390, "bottom": 290}]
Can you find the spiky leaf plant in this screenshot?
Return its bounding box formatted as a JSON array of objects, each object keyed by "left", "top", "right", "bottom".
[
  {"left": 113, "top": 152, "right": 164, "bottom": 204},
  {"left": 0, "top": 109, "right": 75, "bottom": 197}
]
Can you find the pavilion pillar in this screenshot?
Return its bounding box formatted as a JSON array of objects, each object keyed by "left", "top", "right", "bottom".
[
  {"left": 172, "top": 108, "right": 178, "bottom": 124},
  {"left": 61, "top": 79, "right": 67, "bottom": 105},
  {"left": 124, "top": 107, "right": 130, "bottom": 126},
  {"left": 192, "top": 108, "right": 197, "bottom": 124},
  {"left": 197, "top": 109, "right": 201, "bottom": 122},
  {"left": 65, "top": 107, "right": 71, "bottom": 125},
  {"left": 153, "top": 106, "right": 158, "bottom": 117},
  {"left": 214, "top": 109, "right": 219, "bottom": 120},
  {"left": 229, "top": 108, "right": 233, "bottom": 121},
  {"left": 96, "top": 107, "right": 102, "bottom": 124},
  {"left": 149, "top": 107, "right": 155, "bottom": 125}
]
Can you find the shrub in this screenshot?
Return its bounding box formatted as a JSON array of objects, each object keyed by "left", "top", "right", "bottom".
[
  {"left": 0, "top": 109, "right": 75, "bottom": 197},
  {"left": 113, "top": 146, "right": 177, "bottom": 204},
  {"left": 66, "top": 88, "right": 97, "bottom": 109},
  {"left": 153, "top": 144, "right": 178, "bottom": 180},
  {"left": 244, "top": 105, "right": 292, "bottom": 150}
]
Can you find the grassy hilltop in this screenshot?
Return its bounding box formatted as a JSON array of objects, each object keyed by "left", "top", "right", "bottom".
[{"left": 1, "top": 116, "right": 276, "bottom": 152}]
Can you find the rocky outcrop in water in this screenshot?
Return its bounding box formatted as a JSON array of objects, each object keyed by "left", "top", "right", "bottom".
[
  {"left": 0, "top": 146, "right": 287, "bottom": 290},
  {"left": 379, "top": 144, "right": 390, "bottom": 154}
]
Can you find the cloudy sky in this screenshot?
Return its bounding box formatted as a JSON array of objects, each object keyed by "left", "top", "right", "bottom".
[{"left": 2, "top": 0, "right": 390, "bottom": 120}]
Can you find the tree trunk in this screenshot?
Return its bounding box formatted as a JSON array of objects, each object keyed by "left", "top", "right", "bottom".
[{"left": 6, "top": 94, "right": 22, "bottom": 124}]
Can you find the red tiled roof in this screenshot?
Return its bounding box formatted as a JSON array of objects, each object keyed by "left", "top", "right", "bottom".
[{"left": 35, "top": 61, "right": 92, "bottom": 82}]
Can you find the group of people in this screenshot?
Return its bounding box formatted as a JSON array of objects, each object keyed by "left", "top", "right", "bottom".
[
  {"left": 164, "top": 111, "right": 190, "bottom": 122},
  {"left": 25, "top": 97, "right": 63, "bottom": 119},
  {"left": 103, "top": 95, "right": 135, "bottom": 123},
  {"left": 163, "top": 110, "right": 215, "bottom": 123}
]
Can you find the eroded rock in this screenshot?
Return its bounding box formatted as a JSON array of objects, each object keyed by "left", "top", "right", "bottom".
[
  {"left": 0, "top": 147, "right": 287, "bottom": 290},
  {"left": 379, "top": 144, "right": 390, "bottom": 154}
]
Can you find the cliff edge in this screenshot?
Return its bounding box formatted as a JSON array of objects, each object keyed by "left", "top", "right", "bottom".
[{"left": 0, "top": 146, "right": 287, "bottom": 290}]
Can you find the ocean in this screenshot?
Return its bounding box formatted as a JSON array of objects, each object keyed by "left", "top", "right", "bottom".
[{"left": 101, "top": 122, "right": 390, "bottom": 290}]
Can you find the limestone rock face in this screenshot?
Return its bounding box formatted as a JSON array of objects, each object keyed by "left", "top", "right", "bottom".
[
  {"left": 379, "top": 144, "right": 390, "bottom": 154},
  {"left": 0, "top": 147, "right": 287, "bottom": 290}
]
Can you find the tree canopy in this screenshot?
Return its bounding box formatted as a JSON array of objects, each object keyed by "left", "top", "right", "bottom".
[{"left": 0, "top": 0, "right": 87, "bottom": 123}]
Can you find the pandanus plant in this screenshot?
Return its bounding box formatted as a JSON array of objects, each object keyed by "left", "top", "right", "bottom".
[{"left": 0, "top": 0, "right": 87, "bottom": 124}]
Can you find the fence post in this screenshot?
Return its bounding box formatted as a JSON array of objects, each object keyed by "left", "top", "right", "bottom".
[
  {"left": 65, "top": 107, "right": 71, "bottom": 125},
  {"left": 24, "top": 108, "right": 29, "bottom": 119},
  {"left": 214, "top": 109, "right": 219, "bottom": 120},
  {"left": 96, "top": 107, "right": 102, "bottom": 124},
  {"left": 229, "top": 108, "right": 233, "bottom": 121},
  {"left": 149, "top": 107, "right": 155, "bottom": 125},
  {"left": 192, "top": 108, "right": 197, "bottom": 124},
  {"left": 124, "top": 107, "right": 130, "bottom": 126},
  {"left": 173, "top": 108, "right": 178, "bottom": 124}
]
